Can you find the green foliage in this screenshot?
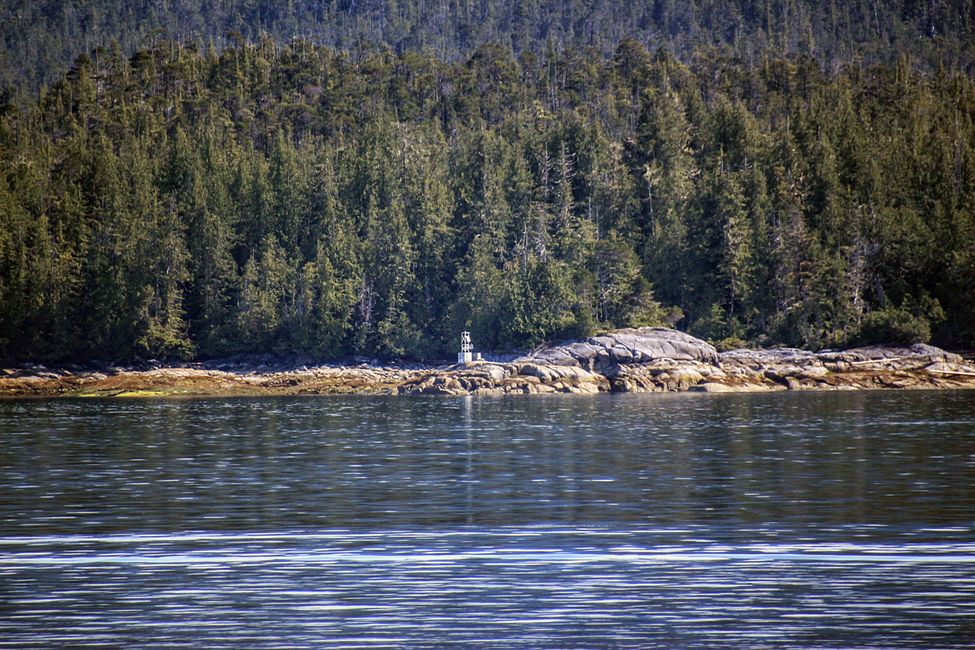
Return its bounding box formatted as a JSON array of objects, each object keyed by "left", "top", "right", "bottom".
[
  {"left": 236, "top": 236, "right": 295, "bottom": 352},
  {"left": 10, "top": 0, "right": 975, "bottom": 97},
  {"left": 851, "top": 295, "right": 946, "bottom": 345},
  {"left": 852, "top": 307, "right": 933, "bottom": 345},
  {"left": 1, "top": 37, "right": 975, "bottom": 362},
  {"left": 689, "top": 303, "right": 747, "bottom": 350}
]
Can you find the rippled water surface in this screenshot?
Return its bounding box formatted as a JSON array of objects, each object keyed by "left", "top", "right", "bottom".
[{"left": 1, "top": 391, "right": 974, "bottom": 647}]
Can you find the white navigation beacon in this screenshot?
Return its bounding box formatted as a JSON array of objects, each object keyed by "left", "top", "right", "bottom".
[{"left": 458, "top": 331, "right": 475, "bottom": 364}]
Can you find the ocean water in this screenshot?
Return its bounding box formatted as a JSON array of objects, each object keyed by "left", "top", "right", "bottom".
[{"left": 1, "top": 391, "right": 973, "bottom": 647}]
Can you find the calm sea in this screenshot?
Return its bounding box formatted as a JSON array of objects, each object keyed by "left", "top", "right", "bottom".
[{"left": 1, "top": 391, "right": 973, "bottom": 647}]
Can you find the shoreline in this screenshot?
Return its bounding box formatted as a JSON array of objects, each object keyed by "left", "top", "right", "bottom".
[{"left": 3, "top": 328, "right": 975, "bottom": 398}]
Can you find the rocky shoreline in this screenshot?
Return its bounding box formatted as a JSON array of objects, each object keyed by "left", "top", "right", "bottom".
[{"left": 2, "top": 328, "right": 975, "bottom": 398}]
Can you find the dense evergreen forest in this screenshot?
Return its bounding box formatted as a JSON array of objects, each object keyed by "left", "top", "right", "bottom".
[
  {"left": 1, "top": 35, "right": 974, "bottom": 361},
  {"left": 3, "top": 0, "right": 974, "bottom": 96}
]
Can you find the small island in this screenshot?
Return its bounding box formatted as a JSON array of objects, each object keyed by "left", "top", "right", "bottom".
[
  {"left": 3, "top": 6, "right": 975, "bottom": 648},
  {"left": 3, "top": 327, "right": 973, "bottom": 398}
]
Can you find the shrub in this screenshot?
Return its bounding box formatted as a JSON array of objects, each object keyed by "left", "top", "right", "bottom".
[{"left": 852, "top": 306, "right": 931, "bottom": 345}]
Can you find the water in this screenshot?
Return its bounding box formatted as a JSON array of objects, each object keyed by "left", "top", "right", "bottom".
[{"left": 1, "top": 391, "right": 973, "bottom": 648}]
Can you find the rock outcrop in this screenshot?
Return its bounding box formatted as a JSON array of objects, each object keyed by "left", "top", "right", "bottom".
[
  {"left": 717, "top": 343, "right": 969, "bottom": 391},
  {"left": 2, "top": 328, "right": 974, "bottom": 398},
  {"left": 397, "top": 361, "right": 608, "bottom": 396},
  {"left": 395, "top": 328, "right": 975, "bottom": 395},
  {"left": 0, "top": 363, "right": 425, "bottom": 398},
  {"left": 520, "top": 327, "right": 719, "bottom": 372},
  {"left": 396, "top": 327, "right": 718, "bottom": 396}
]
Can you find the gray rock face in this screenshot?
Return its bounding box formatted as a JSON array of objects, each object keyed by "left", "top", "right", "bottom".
[
  {"left": 397, "top": 361, "right": 608, "bottom": 396},
  {"left": 519, "top": 327, "right": 719, "bottom": 374},
  {"left": 721, "top": 343, "right": 963, "bottom": 375},
  {"left": 716, "top": 341, "right": 973, "bottom": 390},
  {"left": 818, "top": 344, "right": 962, "bottom": 366},
  {"left": 720, "top": 348, "right": 819, "bottom": 367}
]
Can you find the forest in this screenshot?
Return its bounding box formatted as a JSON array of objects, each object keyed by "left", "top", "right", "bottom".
[
  {"left": 3, "top": 0, "right": 974, "bottom": 96},
  {"left": 0, "top": 35, "right": 974, "bottom": 361}
]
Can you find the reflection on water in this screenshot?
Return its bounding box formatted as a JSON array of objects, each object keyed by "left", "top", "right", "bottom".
[{"left": 1, "top": 392, "right": 974, "bottom": 647}]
